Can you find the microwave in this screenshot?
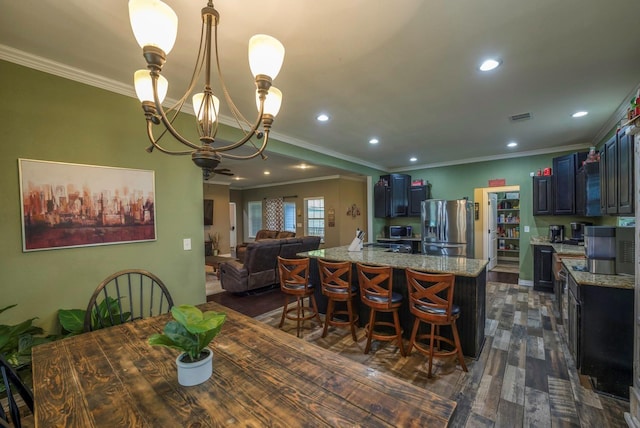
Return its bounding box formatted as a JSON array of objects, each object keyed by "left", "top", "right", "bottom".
[{"left": 389, "top": 225, "right": 412, "bottom": 239}]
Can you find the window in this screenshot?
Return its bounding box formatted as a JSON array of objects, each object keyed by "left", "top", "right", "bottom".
[
  {"left": 247, "top": 201, "right": 262, "bottom": 238},
  {"left": 305, "top": 197, "right": 324, "bottom": 238},
  {"left": 284, "top": 202, "right": 296, "bottom": 232}
]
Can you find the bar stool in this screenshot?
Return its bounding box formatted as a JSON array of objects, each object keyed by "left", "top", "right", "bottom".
[
  {"left": 277, "top": 256, "right": 323, "bottom": 337},
  {"left": 405, "top": 268, "right": 467, "bottom": 377},
  {"left": 356, "top": 263, "right": 405, "bottom": 356},
  {"left": 318, "top": 259, "right": 359, "bottom": 341}
]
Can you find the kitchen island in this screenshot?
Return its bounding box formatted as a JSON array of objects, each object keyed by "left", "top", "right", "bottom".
[{"left": 299, "top": 245, "right": 488, "bottom": 358}]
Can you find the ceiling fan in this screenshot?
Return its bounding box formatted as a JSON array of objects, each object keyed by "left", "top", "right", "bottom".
[{"left": 203, "top": 167, "right": 234, "bottom": 180}]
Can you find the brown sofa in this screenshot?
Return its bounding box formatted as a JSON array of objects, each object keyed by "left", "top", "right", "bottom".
[
  {"left": 235, "top": 229, "right": 296, "bottom": 263},
  {"left": 220, "top": 236, "right": 321, "bottom": 293}
]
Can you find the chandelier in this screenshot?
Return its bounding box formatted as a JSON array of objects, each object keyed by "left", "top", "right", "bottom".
[{"left": 128, "top": 0, "right": 285, "bottom": 178}]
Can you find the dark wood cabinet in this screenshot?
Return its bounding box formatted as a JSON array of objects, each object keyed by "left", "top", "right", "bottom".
[
  {"left": 374, "top": 174, "right": 410, "bottom": 218},
  {"left": 617, "top": 131, "right": 634, "bottom": 215},
  {"left": 533, "top": 245, "right": 554, "bottom": 292},
  {"left": 374, "top": 185, "right": 390, "bottom": 218},
  {"left": 567, "top": 273, "right": 633, "bottom": 399},
  {"left": 552, "top": 152, "right": 587, "bottom": 215},
  {"left": 408, "top": 185, "right": 427, "bottom": 217},
  {"left": 601, "top": 131, "right": 634, "bottom": 216},
  {"left": 532, "top": 176, "right": 553, "bottom": 215},
  {"left": 575, "top": 162, "right": 601, "bottom": 216}
]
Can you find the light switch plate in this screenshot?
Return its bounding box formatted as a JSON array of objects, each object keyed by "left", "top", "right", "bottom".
[
  {"left": 183, "top": 238, "right": 192, "bottom": 250},
  {"left": 524, "top": 226, "right": 530, "bottom": 233}
]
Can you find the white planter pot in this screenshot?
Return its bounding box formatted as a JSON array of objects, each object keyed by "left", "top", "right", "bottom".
[{"left": 176, "top": 348, "right": 213, "bottom": 386}]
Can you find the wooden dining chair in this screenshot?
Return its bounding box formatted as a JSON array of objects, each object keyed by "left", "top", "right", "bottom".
[
  {"left": 0, "top": 353, "right": 34, "bottom": 428},
  {"left": 84, "top": 269, "right": 174, "bottom": 332},
  {"left": 318, "top": 259, "right": 359, "bottom": 341},
  {"left": 405, "top": 269, "right": 467, "bottom": 377},
  {"left": 277, "top": 256, "right": 322, "bottom": 337},
  {"left": 356, "top": 263, "right": 405, "bottom": 357}
]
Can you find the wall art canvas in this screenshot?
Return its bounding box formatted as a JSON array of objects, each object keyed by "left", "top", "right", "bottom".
[{"left": 19, "top": 159, "right": 156, "bottom": 252}]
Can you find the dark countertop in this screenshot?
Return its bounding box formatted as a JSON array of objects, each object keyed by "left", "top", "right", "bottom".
[{"left": 298, "top": 245, "right": 488, "bottom": 278}]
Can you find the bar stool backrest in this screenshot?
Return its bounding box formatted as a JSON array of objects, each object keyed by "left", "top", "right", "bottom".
[
  {"left": 277, "top": 256, "right": 311, "bottom": 294},
  {"left": 405, "top": 270, "right": 456, "bottom": 322},
  {"left": 356, "top": 263, "right": 394, "bottom": 309},
  {"left": 318, "top": 259, "right": 352, "bottom": 296}
]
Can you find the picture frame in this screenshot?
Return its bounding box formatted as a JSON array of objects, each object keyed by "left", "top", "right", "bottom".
[{"left": 19, "top": 158, "right": 157, "bottom": 252}]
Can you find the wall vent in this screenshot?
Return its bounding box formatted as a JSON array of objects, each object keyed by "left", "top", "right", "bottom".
[{"left": 509, "top": 112, "right": 532, "bottom": 122}]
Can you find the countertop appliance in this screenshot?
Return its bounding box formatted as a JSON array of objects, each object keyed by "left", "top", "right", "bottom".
[
  {"left": 569, "top": 222, "right": 592, "bottom": 243},
  {"left": 388, "top": 225, "right": 412, "bottom": 239},
  {"left": 549, "top": 225, "right": 564, "bottom": 243},
  {"left": 616, "top": 226, "right": 635, "bottom": 276},
  {"left": 584, "top": 226, "right": 616, "bottom": 274},
  {"left": 421, "top": 199, "right": 474, "bottom": 258}
]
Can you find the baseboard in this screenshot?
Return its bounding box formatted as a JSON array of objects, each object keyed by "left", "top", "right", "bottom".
[{"left": 518, "top": 279, "right": 533, "bottom": 287}]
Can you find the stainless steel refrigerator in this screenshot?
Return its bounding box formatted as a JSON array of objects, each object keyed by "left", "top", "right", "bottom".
[{"left": 421, "top": 199, "right": 474, "bottom": 258}]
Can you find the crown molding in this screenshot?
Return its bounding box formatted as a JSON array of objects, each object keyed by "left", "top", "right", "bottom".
[{"left": 391, "top": 142, "right": 592, "bottom": 172}]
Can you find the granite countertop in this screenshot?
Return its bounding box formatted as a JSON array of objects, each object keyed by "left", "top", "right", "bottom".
[
  {"left": 530, "top": 237, "right": 585, "bottom": 256},
  {"left": 562, "top": 258, "right": 634, "bottom": 290},
  {"left": 298, "top": 245, "right": 488, "bottom": 278}
]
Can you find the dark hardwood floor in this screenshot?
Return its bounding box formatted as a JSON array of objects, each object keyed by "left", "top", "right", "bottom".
[{"left": 210, "top": 278, "right": 628, "bottom": 427}]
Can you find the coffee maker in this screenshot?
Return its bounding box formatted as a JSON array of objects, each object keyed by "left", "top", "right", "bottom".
[
  {"left": 549, "top": 225, "right": 564, "bottom": 243},
  {"left": 569, "top": 222, "right": 592, "bottom": 243}
]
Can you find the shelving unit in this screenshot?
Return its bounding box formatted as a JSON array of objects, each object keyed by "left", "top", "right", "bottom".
[{"left": 496, "top": 192, "right": 520, "bottom": 263}]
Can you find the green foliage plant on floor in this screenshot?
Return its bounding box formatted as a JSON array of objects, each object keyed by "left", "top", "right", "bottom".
[
  {"left": 0, "top": 304, "right": 54, "bottom": 370},
  {"left": 58, "top": 296, "right": 133, "bottom": 336}
]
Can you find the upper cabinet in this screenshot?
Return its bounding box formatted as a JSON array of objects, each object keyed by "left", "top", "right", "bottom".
[
  {"left": 601, "top": 130, "right": 635, "bottom": 215},
  {"left": 576, "top": 162, "right": 601, "bottom": 216},
  {"left": 374, "top": 174, "right": 410, "bottom": 218},
  {"left": 532, "top": 176, "right": 553, "bottom": 215},
  {"left": 552, "top": 152, "right": 587, "bottom": 215},
  {"left": 409, "top": 185, "right": 428, "bottom": 217}
]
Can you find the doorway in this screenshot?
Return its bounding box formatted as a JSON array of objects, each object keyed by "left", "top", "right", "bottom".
[
  {"left": 474, "top": 185, "right": 521, "bottom": 277},
  {"left": 229, "top": 202, "right": 237, "bottom": 257}
]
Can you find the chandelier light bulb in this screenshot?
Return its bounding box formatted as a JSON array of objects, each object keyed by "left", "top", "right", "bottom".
[
  {"left": 192, "top": 93, "right": 220, "bottom": 123},
  {"left": 248, "top": 34, "right": 285, "bottom": 79},
  {"left": 128, "top": 0, "right": 178, "bottom": 54},
  {"left": 257, "top": 87, "right": 283, "bottom": 117},
  {"left": 134, "top": 70, "right": 168, "bottom": 103}
]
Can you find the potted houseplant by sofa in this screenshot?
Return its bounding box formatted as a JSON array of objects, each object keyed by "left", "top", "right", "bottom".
[
  {"left": 148, "top": 305, "right": 226, "bottom": 386},
  {"left": 209, "top": 232, "right": 220, "bottom": 256}
]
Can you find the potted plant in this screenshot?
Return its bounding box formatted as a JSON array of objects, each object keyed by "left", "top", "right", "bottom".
[
  {"left": 148, "top": 305, "right": 226, "bottom": 386},
  {"left": 209, "top": 232, "right": 220, "bottom": 256}
]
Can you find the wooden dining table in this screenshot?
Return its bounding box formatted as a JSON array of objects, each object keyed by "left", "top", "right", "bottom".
[{"left": 32, "top": 301, "right": 456, "bottom": 427}]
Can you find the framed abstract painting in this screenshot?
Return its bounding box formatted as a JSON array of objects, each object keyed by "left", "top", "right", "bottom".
[{"left": 19, "top": 158, "right": 156, "bottom": 252}]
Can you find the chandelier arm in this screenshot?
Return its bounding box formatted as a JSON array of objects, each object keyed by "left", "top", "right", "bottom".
[
  {"left": 213, "top": 24, "right": 252, "bottom": 129},
  {"left": 151, "top": 73, "right": 203, "bottom": 151},
  {"left": 217, "top": 132, "right": 270, "bottom": 160},
  {"left": 212, "top": 105, "right": 265, "bottom": 152},
  {"left": 144, "top": 120, "right": 195, "bottom": 155}
]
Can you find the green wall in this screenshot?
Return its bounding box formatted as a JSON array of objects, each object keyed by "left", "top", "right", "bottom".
[{"left": 0, "top": 60, "right": 206, "bottom": 332}]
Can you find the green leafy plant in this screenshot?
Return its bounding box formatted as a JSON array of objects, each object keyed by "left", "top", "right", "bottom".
[
  {"left": 58, "top": 296, "right": 132, "bottom": 336},
  {"left": 148, "top": 305, "right": 226, "bottom": 362},
  {"left": 0, "top": 304, "right": 53, "bottom": 370}
]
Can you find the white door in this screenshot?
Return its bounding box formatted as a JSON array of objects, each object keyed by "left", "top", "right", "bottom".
[
  {"left": 487, "top": 193, "right": 498, "bottom": 270},
  {"left": 229, "top": 202, "right": 237, "bottom": 254}
]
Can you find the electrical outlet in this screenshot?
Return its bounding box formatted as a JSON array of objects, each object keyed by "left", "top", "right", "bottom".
[{"left": 183, "top": 238, "right": 192, "bottom": 250}]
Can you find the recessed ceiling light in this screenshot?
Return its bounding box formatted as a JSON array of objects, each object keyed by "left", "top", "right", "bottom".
[
  {"left": 479, "top": 59, "right": 501, "bottom": 72},
  {"left": 369, "top": 138, "right": 379, "bottom": 144},
  {"left": 264, "top": 171, "right": 270, "bottom": 175},
  {"left": 507, "top": 141, "right": 518, "bottom": 148},
  {"left": 316, "top": 114, "right": 330, "bottom": 122},
  {"left": 298, "top": 163, "right": 308, "bottom": 169},
  {"left": 409, "top": 157, "right": 417, "bottom": 162},
  {"left": 234, "top": 177, "right": 241, "bottom": 180},
  {"left": 572, "top": 111, "right": 588, "bottom": 118}
]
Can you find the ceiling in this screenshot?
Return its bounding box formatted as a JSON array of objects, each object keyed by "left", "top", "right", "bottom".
[{"left": 2, "top": 0, "right": 640, "bottom": 189}]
